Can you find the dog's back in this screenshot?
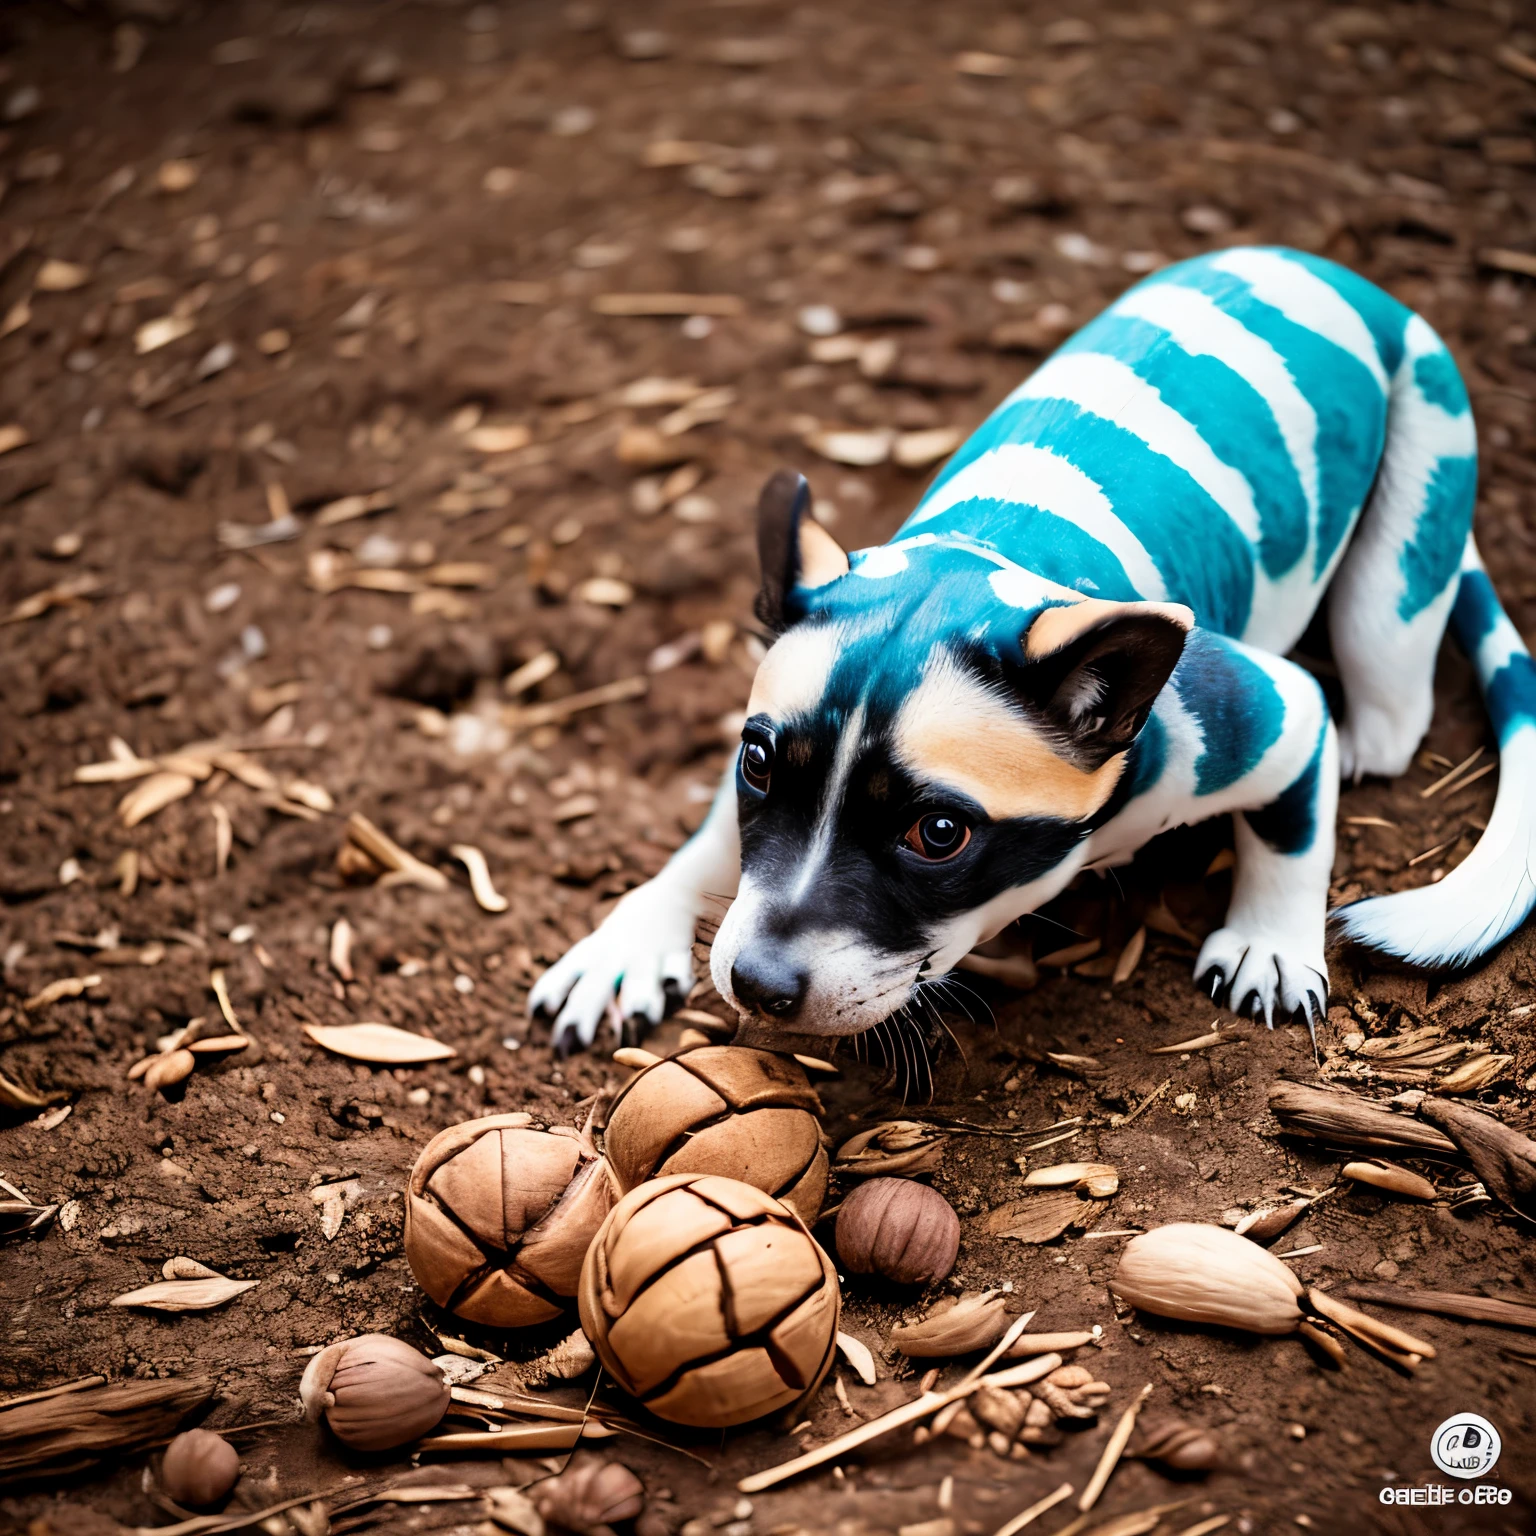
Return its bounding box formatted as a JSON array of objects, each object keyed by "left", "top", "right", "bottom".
[{"left": 902, "top": 247, "right": 1472, "bottom": 661}]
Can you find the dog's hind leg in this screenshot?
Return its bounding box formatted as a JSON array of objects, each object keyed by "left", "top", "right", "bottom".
[{"left": 1327, "top": 315, "right": 1477, "bottom": 780}]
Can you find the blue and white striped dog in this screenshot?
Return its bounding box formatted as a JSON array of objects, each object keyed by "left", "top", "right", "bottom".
[{"left": 532, "top": 247, "right": 1536, "bottom": 1054}]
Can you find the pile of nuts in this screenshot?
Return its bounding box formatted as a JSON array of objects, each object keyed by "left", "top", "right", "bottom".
[
  {"left": 386, "top": 1042, "right": 975, "bottom": 1432},
  {"left": 936, "top": 1363, "right": 1113, "bottom": 1459}
]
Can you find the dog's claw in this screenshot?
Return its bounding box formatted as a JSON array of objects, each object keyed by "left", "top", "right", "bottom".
[{"left": 1195, "top": 926, "right": 1328, "bottom": 1033}]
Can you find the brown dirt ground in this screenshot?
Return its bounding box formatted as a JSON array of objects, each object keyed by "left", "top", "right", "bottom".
[{"left": 3, "top": 1, "right": 1536, "bottom": 1534}]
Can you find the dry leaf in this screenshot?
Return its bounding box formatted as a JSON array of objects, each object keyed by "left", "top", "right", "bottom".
[
  {"left": 144, "top": 1049, "right": 196, "bottom": 1092},
  {"left": 22, "top": 975, "right": 101, "bottom": 1010},
  {"left": 836, "top": 1332, "right": 877, "bottom": 1386},
  {"left": 465, "top": 423, "right": 532, "bottom": 454},
  {"left": 805, "top": 428, "right": 892, "bottom": 467},
  {"left": 303, "top": 1021, "right": 456, "bottom": 1064},
  {"left": 985, "top": 1189, "right": 1104, "bottom": 1244},
  {"left": 135, "top": 313, "right": 195, "bottom": 354},
  {"left": 118, "top": 771, "right": 196, "bottom": 827},
  {"left": 111, "top": 1277, "right": 257, "bottom": 1311}
]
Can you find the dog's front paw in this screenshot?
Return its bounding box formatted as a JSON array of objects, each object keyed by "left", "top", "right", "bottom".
[
  {"left": 1194, "top": 927, "right": 1328, "bottom": 1029},
  {"left": 527, "top": 887, "right": 698, "bottom": 1056}
]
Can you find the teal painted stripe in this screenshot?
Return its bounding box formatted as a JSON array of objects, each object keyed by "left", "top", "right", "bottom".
[
  {"left": 1059, "top": 312, "right": 1309, "bottom": 580},
  {"left": 1144, "top": 261, "right": 1387, "bottom": 578}
]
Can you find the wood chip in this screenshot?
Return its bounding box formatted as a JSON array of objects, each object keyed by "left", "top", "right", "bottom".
[
  {"left": 1148, "top": 1025, "right": 1226, "bottom": 1055},
  {"left": 957, "top": 951, "right": 1038, "bottom": 989},
  {"left": 35, "top": 258, "right": 90, "bottom": 292},
  {"left": 1268, "top": 1083, "right": 1458, "bottom": 1155},
  {"left": 1342, "top": 1160, "right": 1437, "bottom": 1200},
  {"left": 186, "top": 1035, "right": 248, "bottom": 1056},
  {"left": 1339, "top": 1283, "right": 1536, "bottom": 1332},
  {"left": 955, "top": 50, "right": 1016, "bottom": 76},
  {"left": 893, "top": 427, "right": 962, "bottom": 468},
  {"left": 23, "top": 975, "right": 101, "bottom": 1010},
  {"left": 314, "top": 489, "right": 395, "bottom": 526},
  {"left": 613, "top": 1046, "right": 662, "bottom": 1070},
  {"left": 1418, "top": 1097, "right": 1536, "bottom": 1219},
  {"left": 211, "top": 802, "right": 232, "bottom": 876},
  {"left": 805, "top": 428, "right": 892, "bottom": 466},
  {"left": 573, "top": 576, "right": 634, "bottom": 607},
  {"left": 1438, "top": 1052, "right": 1513, "bottom": 1093},
  {"left": 451, "top": 843, "right": 509, "bottom": 913},
  {"left": 329, "top": 918, "right": 354, "bottom": 981},
  {"left": 1111, "top": 927, "right": 1146, "bottom": 984},
  {"left": 1079, "top": 1383, "right": 1154, "bottom": 1513},
  {"left": 991, "top": 1483, "right": 1074, "bottom": 1536},
  {"left": 111, "top": 1277, "right": 258, "bottom": 1312},
  {"left": 1038, "top": 938, "right": 1100, "bottom": 968},
  {"left": 118, "top": 771, "right": 196, "bottom": 827},
  {"left": 0, "top": 1375, "right": 214, "bottom": 1483},
  {"left": 144, "top": 1048, "right": 196, "bottom": 1091},
  {"left": 134, "top": 313, "right": 195, "bottom": 354},
  {"left": 162, "top": 1258, "right": 221, "bottom": 1280},
  {"left": 836, "top": 1332, "right": 878, "bottom": 1386},
  {"left": 303, "top": 1021, "right": 455, "bottom": 1064},
  {"left": 592, "top": 292, "right": 744, "bottom": 317},
  {"left": 1480, "top": 248, "right": 1536, "bottom": 280},
  {"left": 503, "top": 650, "right": 560, "bottom": 697},
  {"left": 504, "top": 674, "right": 647, "bottom": 730}
]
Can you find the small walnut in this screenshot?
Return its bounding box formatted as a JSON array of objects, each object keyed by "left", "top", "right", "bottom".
[
  {"left": 836, "top": 1178, "right": 960, "bottom": 1287},
  {"left": 970, "top": 1384, "right": 1027, "bottom": 1442}
]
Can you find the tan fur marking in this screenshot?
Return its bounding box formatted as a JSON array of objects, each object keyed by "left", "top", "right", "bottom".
[
  {"left": 798, "top": 518, "right": 850, "bottom": 589},
  {"left": 747, "top": 622, "right": 842, "bottom": 722},
  {"left": 893, "top": 654, "right": 1124, "bottom": 822},
  {"left": 1026, "top": 597, "right": 1194, "bottom": 659}
]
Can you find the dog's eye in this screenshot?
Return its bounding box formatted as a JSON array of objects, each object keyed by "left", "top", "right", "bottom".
[
  {"left": 904, "top": 812, "right": 971, "bottom": 861},
  {"left": 740, "top": 737, "right": 773, "bottom": 794}
]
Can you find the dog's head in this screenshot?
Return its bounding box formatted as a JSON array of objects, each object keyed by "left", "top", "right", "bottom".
[{"left": 710, "top": 471, "right": 1192, "bottom": 1036}]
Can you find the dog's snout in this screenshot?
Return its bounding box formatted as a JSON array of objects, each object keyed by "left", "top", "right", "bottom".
[{"left": 730, "top": 949, "right": 807, "bottom": 1020}]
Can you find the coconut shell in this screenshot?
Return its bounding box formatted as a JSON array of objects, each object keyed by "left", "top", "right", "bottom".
[
  {"left": 578, "top": 1173, "right": 839, "bottom": 1428},
  {"left": 604, "top": 1047, "right": 827, "bottom": 1223},
  {"left": 404, "top": 1113, "right": 614, "bottom": 1327}
]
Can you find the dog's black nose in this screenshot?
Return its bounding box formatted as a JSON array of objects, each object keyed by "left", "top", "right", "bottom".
[{"left": 731, "top": 950, "right": 807, "bottom": 1020}]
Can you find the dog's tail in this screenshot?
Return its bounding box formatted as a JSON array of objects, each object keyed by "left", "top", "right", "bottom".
[{"left": 1332, "top": 537, "right": 1536, "bottom": 968}]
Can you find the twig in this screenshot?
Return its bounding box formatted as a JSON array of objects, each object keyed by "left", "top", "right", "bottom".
[
  {"left": 345, "top": 813, "right": 449, "bottom": 892},
  {"left": 991, "top": 1481, "right": 1074, "bottom": 1536},
  {"left": 1116, "top": 1080, "right": 1171, "bottom": 1128},
  {"left": 736, "top": 1352, "right": 1063, "bottom": 1494},
  {"left": 1419, "top": 747, "right": 1482, "bottom": 799},
  {"left": 504, "top": 674, "right": 648, "bottom": 729},
  {"left": 1339, "top": 1283, "right": 1536, "bottom": 1332},
  {"left": 1078, "top": 1381, "right": 1154, "bottom": 1512},
  {"left": 0, "top": 1376, "right": 105, "bottom": 1410}
]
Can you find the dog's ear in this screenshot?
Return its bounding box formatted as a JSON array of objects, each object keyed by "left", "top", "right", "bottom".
[
  {"left": 754, "top": 469, "right": 848, "bottom": 632},
  {"left": 1019, "top": 598, "right": 1193, "bottom": 768}
]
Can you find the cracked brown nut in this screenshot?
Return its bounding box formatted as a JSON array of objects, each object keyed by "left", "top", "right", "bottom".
[
  {"left": 405, "top": 1112, "right": 615, "bottom": 1327},
  {"left": 836, "top": 1177, "right": 959, "bottom": 1286},
  {"left": 579, "top": 1172, "right": 839, "bottom": 1427},
  {"left": 160, "top": 1429, "right": 239, "bottom": 1507},
  {"left": 532, "top": 1455, "right": 645, "bottom": 1536},
  {"left": 1136, "top": 1417, "right": 1223, "bottom": 1472},
  {"left": 603, "top": 1046, "right": 827, "bottom": 1223},
  {"left": 299, "top": 1333, "right": 449, "bottom": 1451}
]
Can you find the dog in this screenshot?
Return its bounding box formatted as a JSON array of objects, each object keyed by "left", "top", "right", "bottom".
[{"left": 532, "top": 246, "right": 1536, "bottom": 1056}]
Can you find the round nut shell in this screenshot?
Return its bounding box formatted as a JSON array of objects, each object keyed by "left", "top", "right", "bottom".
[
  {"left": 604, "top": 1046, "right": 827, "bottom": 1223},
  {"left": 404, "top": 1113, "right": 614, "bottom": 1328},
  {"left": 161, "top": 1429, "right": 239, "bottom": 1507},
  {"left": 835, "top": 1177, "right": 960, "bottom": 1286},
  {"left": 579, "top": 1172, "right": 839, "bottom": 1428}
]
